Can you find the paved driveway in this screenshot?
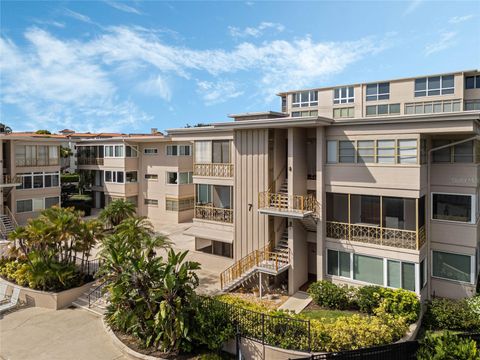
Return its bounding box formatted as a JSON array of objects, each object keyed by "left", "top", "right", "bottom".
[{"left": 0, "top": 307, "right": 127, "bottom": 360}]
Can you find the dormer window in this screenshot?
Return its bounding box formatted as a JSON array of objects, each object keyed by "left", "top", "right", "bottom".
[
  {"left": 333, "top": 86, "right": 354, "bottom": 104},
  {"left": 292, "top": 91, "right": 318, "bottom": 107}
]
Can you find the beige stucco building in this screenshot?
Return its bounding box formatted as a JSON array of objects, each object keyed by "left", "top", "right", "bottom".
[{"left": 168, "top": 69, "right": 480, "bottom": 300}]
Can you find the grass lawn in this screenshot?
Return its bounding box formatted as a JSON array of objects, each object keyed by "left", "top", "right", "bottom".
[{"left": 301, "top": 308, "right": 362, "bottom": 322}]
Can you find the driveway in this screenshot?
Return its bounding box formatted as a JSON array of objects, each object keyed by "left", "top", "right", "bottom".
[{"left": 0, "top": 307, "right": 127, "bottom": 360}]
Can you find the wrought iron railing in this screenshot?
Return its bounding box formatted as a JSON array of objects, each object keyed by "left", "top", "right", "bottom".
[
  {"left": 326, "top": 221, "right": 426, "bottom": 250},
  {"left": 220, "top": 242, "right": 290, "bottom": 290},
  {"left": 88, "top": 280, "right": 107, "bottom": 308},
  {"left": 2, "top": 175, "right": 22, "bottom": 185},
  {"left": 72, "top": 256, "right": 103, "bottom": 276},
  {"left": 258, "top": 192, "right": 318, "bottom": 214},
  {"left": 194, "top": 205, "right": 233, "bottom": 223},
  {"left": 193, "top": 163, "right": 234, "bottom": 177},
  {"left": 77, "top": 157, "right": 104, "bottom": 166}
]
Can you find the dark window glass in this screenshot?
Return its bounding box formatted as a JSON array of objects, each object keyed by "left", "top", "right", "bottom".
[
  {"left": 466, "top": 76, "right": 475, "bottom": 89},
  {"left": 415, "top": 78, "right": 427, "bottom": 91},
  {"left": 327, "top": 250, "right": 339, "bottom": 276},
  {"left": 432, "top": 193, "right": 472, "bottom": 223},
  {"left": 454, "top": 141, "right": 474, "bottom": 163},
  {"left": 326, "top": 193, "right": 349, "bottom": 223},
  {"left": 33, "top": 174, "right": 43, "bottom": 188}
]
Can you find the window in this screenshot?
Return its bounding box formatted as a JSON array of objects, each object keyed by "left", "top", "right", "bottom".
[
  {"left": 339, "top": 141, "right": 355, "bottom": 163},
  {"left": 366, "top": 82, "right": 390, "bottom": 101},
  {"left": 465, "top": 75, "right": 480, "bottom": 89},
  {"left": 196, "top": 184, "right": 212, "bottom": 204},
  {"left": 465, "top": 100, "right": 480, "bottom": 111},
  {"left": 292, "top": 110, "right": 318, "bottom": 117},
  {"left": 166, "top": 172, "right": 178, "bottom": 184},
  {"left": 125, "top": 171, "right": 137, "bottom": 183},
  {"left": 405, "top": 99, "right": 461, "bottom": 114},
  {"left": 387, "top": 260, "right": 415, "bottom": 291},
  {"left": 281, "top": 95, "right": 287, "bottom": 112},
  {"left": 376, "top": 140, "right": 395, "bottom": 163},
  {"left": 125, "top": 146, "right": 138, "bottom": 157},
  {"left": 144, "top": 148, "right": 158, "bottom": 155},
  {"left": 44, "top": 173, "right": 59, "bottom": 187},
  {"left": 178, "top": 172, "right": 193, "bottom": 184},
  {"left": 454, "top": 141, "right": 474, "bottom": 163},
  {"left": 432, "top": 139, "right": 474, "bottom": 163},
  {"left": 145, "top": 174, "right": 158, "bottom": 180},
  {"left": 144, "top": 199, "right": 158, "bottom": 206},
  {"left": 167, "top": 145, "right": 178, "bottom": 156},
  {"left": 104, "top": 171, "right": 124, "bottom": 183},
  {"left": 16, "top": 173, "right": 32, "bottom": 190},
  {"left": 16, "top": 199, "right": 33, "bottom": 213},
  {"left": 397, "top": 139, "right": 417, "bottom": 164},
  {"left": 104, "top": 145, "right": 114, "bottom": 157},
  {"left": 327, "top": 141, "right": 338, "bottom": 164},
  {"left": 366, "top": 103, "right": 400, "bottom": 116},
  {"left": 166, "top": 198, "right": 178, "bottom": 211},
  {"left": 195, "top": 141, "right": 212, "bottom": 163},
  {"left": 357, "top": 140, "right": 374, "bottom": 163},
  {"left": 415, "top": 75, "right": 454, "bottom": 97},
  {"left": 115, "top": 145, "right": 124, "bottom": 157},
  {"left": 45, "top": 196, "right": 59, "bottom": 209},
  {"left": 212, "top": 141, "right": 230, "bottom": 163},
  {"left": 15, "top": 145, "right": 59, "bottom": 166},
  {"left": 104, "top": 145, "right": 124, "bottom": 158},
  {"left": 432, "top": 251, "right": 473, "bottom": 283},
  {"left": 327, "top": 249, "right": 351, "bottom": 277},
  {"left": 292, "top": 91, "right": 318, "bottom": 107},
  {"left": 333, "top": 87, "right": 354, "bottom": 104},
  {"left": 166, "top": 197, "right": 195, "bottom": 212},
  {"left": 353, "top": 254, "right": 384, "bottom": 285},
  {"left": 167, "top": 145, "right": 192, "bottom": 156},
  {"left": 333, "top": 107, "right": 354, "bottom": 118},
  {"left": 432, "top": 193, "right": 474, "bottom": 223}
]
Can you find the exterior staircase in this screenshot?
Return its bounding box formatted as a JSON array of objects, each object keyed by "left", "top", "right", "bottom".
[
  {"left": 0, "top": 208, "right": 17, "bottom": 240},
  {"left": 220, "top": 231, "right": 291, "bottom": 292},
  {"left": 72, "top": 280, "right": 108, "bottom": 316}
]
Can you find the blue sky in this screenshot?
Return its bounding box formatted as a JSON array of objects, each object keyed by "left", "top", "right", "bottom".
[{"left": 1, "top": 1, "right": 479, "bottom": 133}]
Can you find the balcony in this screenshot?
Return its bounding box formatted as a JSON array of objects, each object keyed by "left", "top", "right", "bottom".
[
  {"left": 326, "top": 221, "right": 426, "bottom": 250},
  {"left": 194, "top": 205, "right": 233, "bottom": 223},
  {"left": 77, "top": 157, "right": 104, "bottom": 166},
  {"left": 194, "top": 163, "right": 234, "bottom": 178},
  {"left": 1, "top": 175, "right": 22, "bottom": 187},
  {"left": 258, "top": 192, "right": 318, "bottom": 218}
]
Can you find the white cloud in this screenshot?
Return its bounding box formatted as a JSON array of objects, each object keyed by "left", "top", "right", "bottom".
[
  {"left": 229, "top": 22, "right": 285, "bottom": 38},
  {"left": 424, "top": 31, "right": 457, "bottom": 56},
  {"left": 449, "top": 15, "right": 474, "bottom": 24},
  {"left": 197, "top": 80, "right": 244, "bottom": 105},
  {"left": 33, "top": 19, "right": 66, "bottom": 28},
  {"left": 104, "top": 1, "right": 142, "bottom": 15},
  {"left": 136, "top": 75, "right": 171, "bottom": 101},
  {"left": 1, "top": 25, "right": 389, "bottom": 131},
  {"left": 63, "top": 9, "right": 94, "bottom": 24},
  {"left": 403, "top": 0, "right": 422, "bottom": 15}
]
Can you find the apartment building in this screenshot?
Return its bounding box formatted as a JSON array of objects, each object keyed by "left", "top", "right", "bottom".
[
  {"left": 168, "top": 69, "right": 480, "bottom": 300},
  {"left": 0, "top": 133, "right": 63, "bottom": 235},
  {"left": 75, "top": 134, "right": 194, "bottom": 228}
]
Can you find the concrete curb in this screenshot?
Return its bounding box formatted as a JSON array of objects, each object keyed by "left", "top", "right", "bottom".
[{"left": 102, "top": 317, "right": 167, "bottom": 360}]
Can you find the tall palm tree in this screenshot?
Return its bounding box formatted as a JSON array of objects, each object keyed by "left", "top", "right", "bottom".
[{"left": 99, "top": 199, "right": 136, "bottom": 229}]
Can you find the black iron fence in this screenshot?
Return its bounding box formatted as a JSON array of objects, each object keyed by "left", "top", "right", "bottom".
[
  {"left": 201, "top": 297, "right": 312, "bottom": 352},
  {"left": 88, "top": 280, "right": 107, "bottom": 308},
  {"left": 72, "top": 256, "right": 102, "bottom": 276}
]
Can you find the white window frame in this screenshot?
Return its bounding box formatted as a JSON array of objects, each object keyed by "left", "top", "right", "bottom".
[
  {"left": 104, "top": 144, "right": 125, "bottom": 158},
  {"left": 431, "top": 250, "right": 475, "bottom": 285},
  {"left": 104, "top": 170, "right": 125, "bottom": 184},
  {"left": 333, "top": 86, "right": 354, "bottom": 104},
  {"left": 143, "top": 148, "right": 158, "bottom": 155},
  {"left": 415, "top": 75, "right": 455, "bottom": 97},
  {"left": 431, "top": 192, "right": 476, "bottom": 224},
  {"left": 292, "top": 90, "right": 318, "bottom": 108},
  {"left": 366, "top": 82, "right": 390, "bottom": 101},
  {"left": 167, "top": 145, "right": 192, "bottom": 156},
  {"left": 16, "top": 171, "right": 60, "bottom": 190}
]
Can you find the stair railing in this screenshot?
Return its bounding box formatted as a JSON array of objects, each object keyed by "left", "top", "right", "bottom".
[
  {"left": 4, "top": 206, "right": 18, "bottom": 228},
  {"left": 88, "top": 280, "right": 107, "bottom": 308},
  {"left": 0, "top": 220, "right": 7, "bottom": 239},
  {"left": 268, "top": 165, "right": 287, "bottom": 193}
]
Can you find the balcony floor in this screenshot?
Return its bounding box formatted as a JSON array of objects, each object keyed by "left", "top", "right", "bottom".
[{"left": 258, "top": 207, "right": 314, "bottom": 219}]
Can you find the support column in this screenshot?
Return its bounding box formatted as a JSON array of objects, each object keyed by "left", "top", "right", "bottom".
[{"left": 316, "top": 127, "right": 326, "bottom": 280}]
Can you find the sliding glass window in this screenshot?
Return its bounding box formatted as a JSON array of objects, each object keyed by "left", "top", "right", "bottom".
[
  {"left": 432, "top": 193, "right": 473, "bottom": 223},
  {"left": 353, "top": 254, "right": 384, "bottom": 285}
]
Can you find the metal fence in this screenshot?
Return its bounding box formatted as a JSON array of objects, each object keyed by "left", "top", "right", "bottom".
[{"left": 72, "top": 256, "right": 102, "bottom": 276}]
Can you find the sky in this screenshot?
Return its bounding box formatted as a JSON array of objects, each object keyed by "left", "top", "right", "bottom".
[{"left": 0, "top": 0, "right": 479, "bottom": 134}]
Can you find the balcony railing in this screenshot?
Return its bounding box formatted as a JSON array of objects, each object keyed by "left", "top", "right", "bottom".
[
  {"left": 194, "top": 163, "right": 234, "bottom": 177},
  {"left": 194, "top": 205, "right": 233, "bottom": 223},
  {"left": 258, "top": 192, "right": 318, "bottom": 214},
  {"left": 2, "top": 175, "right": 22, "bottom": 185},
  {"left": 15, "top": 159, "right": 60, "bottom": 167},
  {"left": 77, "top": 157, "right": 104, "bottom": 166},
  {"left": 326, "top": 221, "right": 426, "bottom": 250}
]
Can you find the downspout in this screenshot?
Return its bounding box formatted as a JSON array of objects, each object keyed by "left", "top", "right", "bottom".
[{"left": 426, "top": 132, "right": 480, "bottom": 299}]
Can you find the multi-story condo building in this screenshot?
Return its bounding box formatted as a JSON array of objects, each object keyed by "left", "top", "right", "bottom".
[
  {"left": 168, "top": 69, "right": 480, "bottom": 301},
  {"left": 75, "top": 133, "right": 194, "bottom": 228},
  {"left": 0, "top": 132, "right": 63, "bottom": 235}
]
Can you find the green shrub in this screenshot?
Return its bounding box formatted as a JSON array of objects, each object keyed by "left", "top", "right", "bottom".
[
  {"left": 308, "top": 281, "right": 351, "bottom": 310},
  {"left": 424, "top": 298, "right": 480, "bottom": 331},
  {"left": 61, "top": 173, "right": 79, "bottom": 183},
  {"left": 466, "top": 296, "right": 480, "bottom": 317},
  {"left": 376, "top": 288, "right": 420, "bottom": 323},
  {"left": 355, "top": 285, "right": 383, "bottom": 313},
  {"left": 417, "top": 331, "right": 478, "bottom": 360}
]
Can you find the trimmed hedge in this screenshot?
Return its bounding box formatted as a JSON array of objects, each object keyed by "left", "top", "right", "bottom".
[
  {"left": 423, "top": 297, "right": 480, "bottom": 331},
  {"left": 61, "top": 173, "right": 79, "bottom": 183}
]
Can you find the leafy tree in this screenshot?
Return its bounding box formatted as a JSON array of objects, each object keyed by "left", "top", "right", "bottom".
[
  {"left": 99, "top": 199, "right": 136, "bottom": 228},
  {"left": 60, "top": 146, "right": 73, "bottom": 158},
  {"left": 35, "top": 129, "right": 51, "bottom": 134}
]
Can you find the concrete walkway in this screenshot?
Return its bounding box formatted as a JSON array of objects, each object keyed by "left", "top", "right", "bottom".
[
  {"left": 278, "top": 291, "right": 312, "bottom": 314},
  {"left": 0, "top": 307, "right": 127, "bottom": 360}
]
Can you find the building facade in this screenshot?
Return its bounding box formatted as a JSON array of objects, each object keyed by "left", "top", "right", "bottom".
[{"left": 168, "top": 69, "right": 480, "bottom": 300}]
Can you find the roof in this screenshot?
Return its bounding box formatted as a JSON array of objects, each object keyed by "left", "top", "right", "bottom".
[
  {"left": 228, "top": 111, "right": 287, "bottom": 119},
  {"left": 276, "top": 68, "right": 479, "bottom": 96}
]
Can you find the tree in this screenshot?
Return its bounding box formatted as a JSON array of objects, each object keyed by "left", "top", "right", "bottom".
[
  {"left": 99, "top": 199, "right": 136, "bottom": 228},
  {"left": 35, "top": 129, "right": 51, "bottom": 134},
  {"left": 60, "top": 146, "right": 73, "bottom": 158},
  {"left": 0, "top": 123, "right": 12, "bottom": 133}
]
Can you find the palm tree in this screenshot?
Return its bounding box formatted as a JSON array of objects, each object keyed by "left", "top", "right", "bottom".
[
  {"left": 74, "top": 219, "right": 104, "bottom": 274},
  {"left": 99, "top": 199, "right": 136, "bottom": 229}
]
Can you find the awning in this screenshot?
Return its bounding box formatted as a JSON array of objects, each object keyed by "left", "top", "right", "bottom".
[{"left": 184, "top": 226, "right": 234, "bottom": 244}]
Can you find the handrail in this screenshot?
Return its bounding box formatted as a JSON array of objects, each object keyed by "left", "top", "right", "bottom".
[
  {"left": 193, "top": 163, "right": 234, "bottom": 177},
  {"left": 220, "top": 242, "right": 291, "bottom": 290},
  {"left": 2, "top": 175, "right": 22, "bottom": 185},
  {"left": 4, "top": 206, "right": 18, "bottom": 228},
  {"left": 267, "top": 165, "right": 287, "bottom": 193},
  {"left": 194, "top": 205, "right": 233, "bottom": 223},
  {"left": 88, "top": 280, "right": 107, "bottom": 308},
  {"left": 258, "top": 192, "right": 319, "bottom": 214}
]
